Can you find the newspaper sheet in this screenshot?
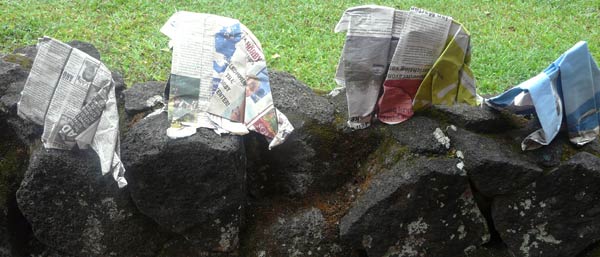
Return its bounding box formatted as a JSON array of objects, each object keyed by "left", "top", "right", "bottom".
[
  {"left": 413, "top": 22, "right": 478, "bottom": 110},
  {"left": 487, "top": 41, "right": 600, "bottom": 150},
  {"left": 335, "top": 6, "right": 479, "bottom": 129},
  {"left": 334, "top": 5, "right": 395, "bottom": 129},
  {"left": 17, "top": 37, "right": 127, "bottom": 188},
  {"left": 161, "top": 11, "right": 293, "bottom": 149},
  {"left": 377, "top": 7, "right": 452, "bottom": 124}
]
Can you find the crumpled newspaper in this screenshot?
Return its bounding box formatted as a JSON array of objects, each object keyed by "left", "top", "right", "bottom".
[
  {"left": 487, "top": 41, "right": 600, "bottom": 150},
  {"left": 17, "top": 37, "right": 126, "bottom": 188},
  {"left": 334, "top": 5, "right": 478, "bottom": 129},
  {"left": 160, "top": 11, "right": 293, "bottom": 149}
]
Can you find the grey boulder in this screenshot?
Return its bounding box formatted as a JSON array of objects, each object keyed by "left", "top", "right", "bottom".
[
  {"left": 340, "top": 156, "right": 490, "bottom": 257},
  {"left": 16, "top": 148, "right": 167, "bottom": 257},
  {"left": 122, "top": 112, "right": 246, "bottom": 253},
  {"left": 493, "top": 152, "right": 600, "bottom": 257}
]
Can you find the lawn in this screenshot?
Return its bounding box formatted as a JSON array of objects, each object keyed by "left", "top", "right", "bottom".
[{"left": 0, "top": 0, "right": 598, "bottom": 95}]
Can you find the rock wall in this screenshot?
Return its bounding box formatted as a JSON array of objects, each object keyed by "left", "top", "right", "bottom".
[{"left": 2, "top": 43, "right": 600, "bottom": 257}]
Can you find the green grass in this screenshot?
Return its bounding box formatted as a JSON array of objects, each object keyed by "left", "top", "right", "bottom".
[{"left": 0, "top": 0, "right": 598, "bottom": 94}]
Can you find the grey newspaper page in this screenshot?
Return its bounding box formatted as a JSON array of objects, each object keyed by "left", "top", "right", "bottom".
[
  {"left": 161, "top": 11, "right": 293, "bottom": 149},
  {"left": 17, "top": 37, "right": 127, "bottom": 188}
]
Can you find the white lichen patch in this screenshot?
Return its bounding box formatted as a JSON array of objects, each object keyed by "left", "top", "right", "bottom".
[
  {"left": 532, "top": 223, "right": 561, "bottom": 245},
  {"left": 83, "top": 216, "right": 105, "bottom": 255},
  {"left": 145, "top": 95, "right": 164, "bottom": 108},
  {"left": 433, "top": 128, "right": 451, "bottom": 149},
  {"left": 101, "top": 197, "right": 128, "bottom": 221},
  {"left": 519, "top": 222, "right": 562, "bottom": 257},
  {"left": 218, "top": 222, "right": 239, "bottom": 251},
  {"left": 407, "top": 218, "right": 429, "bottom": 235},
  {"left": 384, "top": 236, "right": 425, "bottom": 257},
  {"left": 362, "top": 235, "right": 373, "bottom": 249},
  {"left": 521, "top": 199, "right": 532, "bottom": 210},
  {"left": 458, "top": 225, "right": 467, "bottom": 240},
  {"left": 520, "top": 234, "right": 538, "bottom": 257},
  {"left": 456, "top": 150, "right": 464, "bottom": 159}
]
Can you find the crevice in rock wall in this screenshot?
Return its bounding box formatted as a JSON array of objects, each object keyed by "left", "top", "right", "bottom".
[
  {"left": 468, "top": 179, "right": 504, "bottom": 247},
  {"left": 6, "top": 192, "right": 38, "bottom": 257},
  {"left": 0, "top": 118, "right": 34, "bottom": 257},
  {"left": 576, "top": 241, "right": 600, "bottom": 257}
]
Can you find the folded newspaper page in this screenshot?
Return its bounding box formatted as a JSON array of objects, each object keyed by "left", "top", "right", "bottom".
[
  {"left": 487, "top": 41, "right": 600, "bottom": 150},
  {"left": 413, "top": 21, "right": 478, "bottom": 110},
  {"left": 334, "top": 6, "right": 479, "bottom": 129},
  {"left": 161, "top": 11, "right": 293, "bottom": 149},
  {"left": 334, "top": 5, "right": 396, "bottom": 129},
  {"left": 17, "top": 37, "right": 127, "bottom": 188},
  {"left": 378, "top": 7, "right": 452, "bottom": 124}
]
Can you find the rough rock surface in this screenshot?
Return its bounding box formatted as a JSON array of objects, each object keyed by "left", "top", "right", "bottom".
[
  {"left": 246, "top": 71, "right": 359, "bottom": 197},
  {"left": 385, "top": 116, "right": 449, "bottom": 155},
  {"left": 246, "top": 208, "right": 339, "bottom": 257},
  {"left": 448, "top": 127, "right": 543, "bottom": 197},
  {"left": 0, "top": 60, "right": 27, "bottom": 95},
  {"left": 426, "top": 104, "right": 515, "bottom": 133},
  {"left": 493, "top": 152, "right": 600, "bottom": 257},
  {"left": 122, "top": 81, "right": 164, "bottom": 120},
  {"left": 340, "top": 156, "right": 490, "bottom": 257},
  {"left": 122, "top": 112, "right": 246, "bottom": 253},
  {"left": 0, "top": 210, "right": 9, "bottom": 257},
  {"left": 11, "top": 45, "right": 37, "bottom": 61},
  {"left": 67, "top": 40, "right": 101, "bottom": 61},
  {"left": 16, "top": 148, "right": 167, "bottom": 257}
]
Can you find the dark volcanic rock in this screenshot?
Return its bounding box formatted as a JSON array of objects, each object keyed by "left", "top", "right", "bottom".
[
  {"left": 247, "top": 71, "right": 370, "bottom": 197},
  {"left": 0, "top": 54, "right": 39, "bottom": 151},
  {"left": 122, "top": 81, "right": 165, "bottom": 119},
  {"left": 0, "top": 119, "right": 30, "bottom": 257},
  {"left": 492, "top": 152, "right": 600, "bottom": 257},
  {"left": 111, "top": 70, "right": 126, "bottom": 100},
  {"left": 426, "top": 103, "right": 516, "bottom": 133},
  {"left": 270, "top": 71, "right": 334, "bottom": 126},
  {"left": 122, "top": 112, "right": 246, "bottom": 253},
  {"left": 68, "top": 40, "right": 101, "bottom": 60},
  {"left": 0, "top": 59, "right": 27, "bottom": 95},
  {"left": 0, "top": 75, "right": 43, "bottom": 146},
  {"left": 11, "top": 45, "right": 37, "bottom": 61},
  {"left": 385, "top": 116, "right": 450, "bottom": 155},
  {"left": 0, "top": 214, "right": 8, "bottom": 257},
  {"left": 16, "top": 148, "right": 167, "bottom": 257},
  {"left": 269, "top": 208, "right": 328, "bottom": 257},
  {"left": 340, "top": 157, "right": 489, "bottom": 257},
  {"left": 246, "top": 207, "right": 342, "bottom": 257},
  {"left": 448, "top": 128, "right": 543, "bottom": 197}
]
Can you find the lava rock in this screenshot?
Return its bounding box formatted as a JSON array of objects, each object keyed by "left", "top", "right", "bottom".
[
  {"left": 0, "top": 79, "right": 43, "bottom": 146},
  {"left": 122, "top": 81, "right": 165, "bottom": 120},
  {"left": 426, "top": 103, "right": 516, "bottom": 133},
  {"left": 340, "top": 156, "right": 490, "bottom": 257},
  {"left": 246, "top": 207, "right": 342, "bottom": 257},
  {"left": 122, "top": 112, "right": 246, "bottom": 253},
  {"left": 492, "top": 152, "right": 600, "bottom": 257},
  {"left": 111, "top": 71, "right": 126, "bottom": 100},
  {"left": 0, "top": 59, "right": 27, "bottom": 95},
  {"left": 270, "top": 71, "right": 334, "bottom": 126},
  {"left": 68, "top": 40, "right": 101, "bottom": 61},
  {"left": 448, "top": 127, "right": 543, "bottom": 197},
  {"left": 11, "top": 45, "right": 37, "bottom": 62},
  {"left": 246, "top": 71, "right": 344, "bottom": 197},
  {"left": 16, "top": 148, "right": 167, "bottom": 257},
  {"left": 384, "top": 116, "right": 450, "bottom": 155},
  {"left": 0, "top": 219, "right": 8, "bottom": 257}
]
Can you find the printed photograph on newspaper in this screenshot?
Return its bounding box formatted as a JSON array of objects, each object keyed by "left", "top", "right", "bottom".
[{"left": 168, "top": 74, "right": 200, "bottom": 128}]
